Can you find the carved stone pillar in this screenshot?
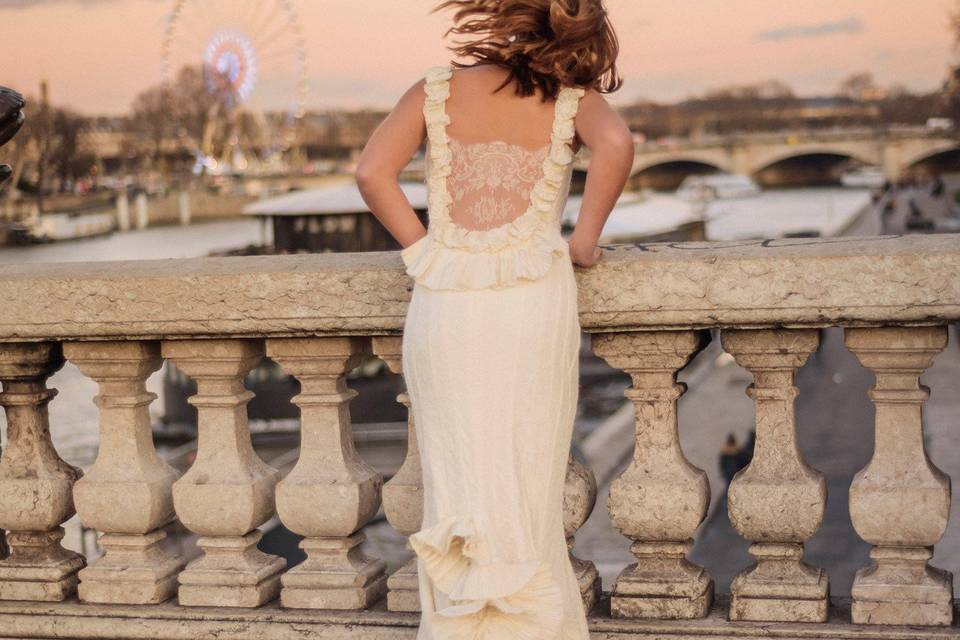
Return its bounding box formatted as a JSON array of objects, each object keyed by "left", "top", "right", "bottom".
[
  {"left": 371, "top": 336, "right": 421, "bottom": 612},
  {"left": 0, "top": 342, "right": 84, "bottom": 601},
  {"left": 64, "top": 341, "right": 184, "bottom": 604},
  {"left": 268, "top": 337, "right": 386, "bottom": 609},
  {"left": 563, "top": 454, "right": 601, "bottom": 613},
  {"left": 162, "top": 339, "right": 284, "bottom": 607},
  {"left": 721, "top": 329, "right": 828, "bottom": 622},
  {"left": 592, "top": 331, "right": 712, "bottom": 619},
  {"left": 845, "top": 326, "right": 952, "bottom": 626}
]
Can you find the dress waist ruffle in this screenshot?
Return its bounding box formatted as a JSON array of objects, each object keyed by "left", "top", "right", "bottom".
[{"left": 400, "top": 230, "right": 569, "bottom": 291}]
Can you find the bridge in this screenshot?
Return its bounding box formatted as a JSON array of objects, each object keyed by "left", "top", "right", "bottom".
[
  {"left": 575, "top": 126, "right": 959, "bottom": 188},
  {"left": 0, "top": 237, "right": 957, "bottom": 638}
]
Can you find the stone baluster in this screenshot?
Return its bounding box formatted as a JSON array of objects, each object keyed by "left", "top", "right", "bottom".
[
  {"left": 592, "top": 331, "right": 712, "bottom": 619},
  {"left": 845, "top": 326, "right": 952, "bottom": 626},
  {"left": 371, "top": 336, "right": 422, "bottom": 612},
  {"left": 268, "top": 337, "right": 386, "bottom": 609},
  {"left": 161, "top": 339, "right": 285, "bottom": 607},
  {"left": 64, "top": 341, "right": 184, "bottom": 604},
  {"left": 563, "top": 454, "right": 601, "bottom": 612},
  {"left": 0, "top": 342, "right": 84, "bottom": 601},
  {"left": 720, "top": 329, "right": 828, "bottom": 622}
]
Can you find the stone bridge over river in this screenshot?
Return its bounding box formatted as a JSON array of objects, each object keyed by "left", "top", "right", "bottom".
[{"left": 576, "top": 126, "right": 959, "bottom": 187}]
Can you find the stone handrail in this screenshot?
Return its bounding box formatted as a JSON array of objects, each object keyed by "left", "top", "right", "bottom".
[
  {"left": 0, "top": 234, "right": 956, "bottom": 639},
  {"left": 0, "top": 235, "right": 956, "bottom": 340}
]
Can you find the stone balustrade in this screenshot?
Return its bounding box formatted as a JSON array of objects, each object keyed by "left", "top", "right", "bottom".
[{"left": 0, "top": 235, "right": 956, "bottom": 639}]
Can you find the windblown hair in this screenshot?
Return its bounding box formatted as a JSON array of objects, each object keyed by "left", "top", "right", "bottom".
[{"left": 433, "top": 0, "right": 622, "bottom": 101}]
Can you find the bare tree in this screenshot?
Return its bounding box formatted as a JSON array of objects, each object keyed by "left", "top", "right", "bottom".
[
  {"left": 49, "top": 107, "right": 90, "bottom": 191},
  {"left": 130, "top": 84, "right": 174, "bottom": 168},
  {"left": 703, "top": 80, "right": 795, "bottom": 103},
  {"left": 169, "top": 64, "right": 235, "bottom": 160},
  {"left": 838, "top": 72, "right": 882, "bottom": 101}
]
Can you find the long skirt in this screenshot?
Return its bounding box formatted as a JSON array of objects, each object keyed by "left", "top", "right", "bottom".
[{"left": 401, "top": 253, "right": 589, "bottom": 640}]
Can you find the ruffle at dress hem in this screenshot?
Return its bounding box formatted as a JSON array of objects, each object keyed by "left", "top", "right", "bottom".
[{"left": 409, "top": 514, "right": 565, "bottom": 640}]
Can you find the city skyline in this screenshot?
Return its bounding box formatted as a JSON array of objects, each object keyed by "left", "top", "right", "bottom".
[{"left": 0, "top": 0, "right": 956, "bottom": 116}]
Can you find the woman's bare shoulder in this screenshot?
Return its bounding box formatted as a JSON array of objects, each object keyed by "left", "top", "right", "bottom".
[
  {"left": 448, "top": 63, "right": 514, "bottom": 91},
  {"left": 576, "top": 88, "right": 621, "bottom": 121}
]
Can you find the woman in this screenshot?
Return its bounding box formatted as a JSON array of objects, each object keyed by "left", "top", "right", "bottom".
[{"left": 357, "top": 1, "right": 633, "bottom": 637}]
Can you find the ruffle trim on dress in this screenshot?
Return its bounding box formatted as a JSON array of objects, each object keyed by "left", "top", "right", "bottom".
[
  {"left": 404, "top": 65, "right": 585, "bottom": 291},
  {"left": 409, "top": 515, "right": 565, "bottom": 640},
  {"left": 400, "top": 230, "right": 569, "bottom": 291}
]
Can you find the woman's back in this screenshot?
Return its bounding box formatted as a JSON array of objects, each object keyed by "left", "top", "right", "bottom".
[
  {"left": 445, "top": 65, "right": 559, "bottom": 149},
  {"left": 409, "top": 64, "right": 584, "bottom": 290},
  {"left": 443, "top": 65, "right": 565, "bottom": 231}
]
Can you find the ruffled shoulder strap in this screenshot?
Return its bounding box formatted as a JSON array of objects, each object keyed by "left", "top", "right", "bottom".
[{"left": 422, "top": 65, "right": 453, "bottom": 147}]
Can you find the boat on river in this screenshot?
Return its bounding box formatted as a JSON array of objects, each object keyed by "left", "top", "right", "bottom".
[
  {"left": 840, "top": 165, "right": 887, "bottom": 189},
  {"left": 676, "top": 173, "right": 762, "bottom": 201}
]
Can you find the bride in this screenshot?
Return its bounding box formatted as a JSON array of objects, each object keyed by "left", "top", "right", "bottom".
[{"left": 357, "top": 1, "right": 633, "bottom": 637}]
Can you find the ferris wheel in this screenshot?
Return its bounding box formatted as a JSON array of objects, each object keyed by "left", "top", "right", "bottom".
[{"left": 161, "top": 0, "right": 307, "bottom": 168}]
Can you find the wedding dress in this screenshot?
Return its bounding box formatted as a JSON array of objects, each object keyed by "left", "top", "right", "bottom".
[{"left": 400, "top": 65, "right": 589, "bottom": 640}]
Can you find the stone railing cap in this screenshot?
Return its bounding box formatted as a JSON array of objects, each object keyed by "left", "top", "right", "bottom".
[{"left": 0, "top": 234, "right": 957, "bottom": 341}]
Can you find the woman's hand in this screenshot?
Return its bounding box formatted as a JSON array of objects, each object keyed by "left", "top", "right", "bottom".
[{"left": 568, "top": 234, "right": 601, "bottom": 267}]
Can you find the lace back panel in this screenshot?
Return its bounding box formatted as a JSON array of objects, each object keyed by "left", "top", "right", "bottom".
[
  {"left": 447, "top": 139, "right": 550, "bottom": 231},
  {"left": 399, "top": 66, "right": 585, "bottom": 291}
]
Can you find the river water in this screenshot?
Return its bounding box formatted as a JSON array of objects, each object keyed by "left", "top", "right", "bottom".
[{"left": 0, "top": 217, "right": 266, "bottom": 265}]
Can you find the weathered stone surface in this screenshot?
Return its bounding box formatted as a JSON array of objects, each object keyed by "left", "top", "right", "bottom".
[
  {"left": 0, "top": 236, "right": 956, "bottom": 342},
  {"left": 721, "top": 329, "right": 828, "bottom": 623},
  {"left": 371, "top": 337, "right": 422, "bottom": 613},
  {"left": 2, "top": 594, "right": 956, "bottom": 639},
  {"left": 0, "top": 343, "right": 84, "bottom": 601},
  {"left": 64, "top": 341, "right": 184, "bottom": 604},
  {"left": 592, "top": 331, "right": 713, "bottom": 619},
  {"left": 845, "top": 326, "right": 952, "bottom": 626},
  {"left": 162, "top": 339, "right": 285, "bottom": 608},
  {"left": 267, "top": 337, "right": 386, "bottom": 610},
  {"left": 564, "top": 453, "right": 602, "bottom": 613}
]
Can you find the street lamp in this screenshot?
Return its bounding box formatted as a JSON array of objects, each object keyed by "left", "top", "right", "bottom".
[{"left": 0, "top": 87, "right": 26, "bottom": 186}]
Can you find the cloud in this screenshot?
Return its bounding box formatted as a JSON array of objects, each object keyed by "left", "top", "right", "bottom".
[
  {"left": 0, "top": 0, "right": 159, "bottom": 9},
  {"left": 756, "top": 16, "right": 865, "bottom": 42}
]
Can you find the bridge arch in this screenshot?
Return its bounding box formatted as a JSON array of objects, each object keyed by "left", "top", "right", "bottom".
[
  {"left": 750, "top": 148, "right": 877, "bottom": 187},
  {"left": 900, "top": 142, "right": 960, "bottom": 174},
  {"left": 632, "top": 153, "right": 733, "bottom": 176},
  {"left": 629, "top": 155, "right": 732, "bottom": 190},
  {"left": 750, "top": 147, "right": 877, "bottom": 175}
]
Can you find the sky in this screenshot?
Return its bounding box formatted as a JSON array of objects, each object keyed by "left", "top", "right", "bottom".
[{"left": 0, "top": 0, "right": 956, "bottom": 116}]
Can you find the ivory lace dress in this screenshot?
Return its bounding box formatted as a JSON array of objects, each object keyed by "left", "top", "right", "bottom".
[{"left": 400, "top": 66, "right": 589, "bottom": 640}]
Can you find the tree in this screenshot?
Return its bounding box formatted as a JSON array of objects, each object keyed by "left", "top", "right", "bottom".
[
  {"left": 129, "top": 84, "right": 174, "bottom": 168},
  {"left": 48, "top": 107, "right": 87, "bottom": 190},
  {"left": 838, "top": 72, "right": 883, "bottom": 101},
  {"left": 702, "top": 80, "right": 795, "bottom": 103},
  {"left": 127, "top": 64, "right": 240, "bottom": 174},
  {"left": 168, "top": 64, "right": 235, "bottom": 160}
]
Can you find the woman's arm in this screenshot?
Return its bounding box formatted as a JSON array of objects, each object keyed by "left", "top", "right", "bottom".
[
  {"left": 356, "top": 79, "right": 428, "bottom": 249},
  {"left": 569, "top": 90, "right": 635, "bottom": 267}
]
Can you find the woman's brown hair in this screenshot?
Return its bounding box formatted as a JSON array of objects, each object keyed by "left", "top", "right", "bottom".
[{"left": 433, "top": 0, "right": 622, "bottom": 101}]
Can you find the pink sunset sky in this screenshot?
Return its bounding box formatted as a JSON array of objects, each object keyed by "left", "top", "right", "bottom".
[{"left": 0, "top": 0, "right": 956, "bottom": 116}]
